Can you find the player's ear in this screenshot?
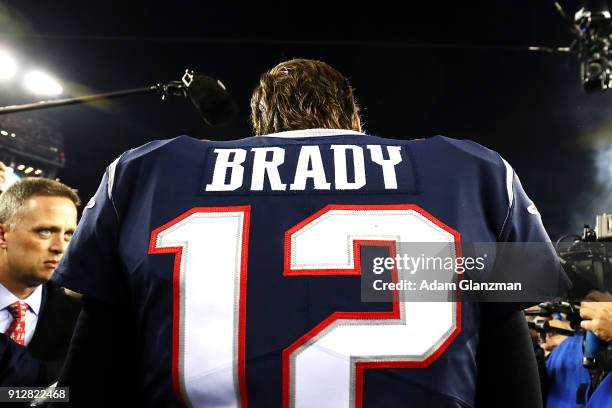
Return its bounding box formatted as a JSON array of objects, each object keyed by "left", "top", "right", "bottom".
[{"left": 0, "top": 224, "right": 9, "bottom": 249}]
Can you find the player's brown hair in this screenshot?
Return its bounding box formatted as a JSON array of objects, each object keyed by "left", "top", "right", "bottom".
[{"left": 250, "top": 58, "right": 361, "bottom": 135}]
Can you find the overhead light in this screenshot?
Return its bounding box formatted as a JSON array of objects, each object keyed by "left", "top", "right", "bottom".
[
  {"left": 23, "top": 70, "right": 63, "bottom": 96},
  {"left": 0, "top": 49, "right": 17, "bottom": 80},
  {"left": 34, "top": 169, "right": 42, "bottom": 175},
  {"left": 0, "top": 130, "right": 7, "bottom": 136},
  {"left": 16, "top": 164, "right": 25, "bottom": 171}
]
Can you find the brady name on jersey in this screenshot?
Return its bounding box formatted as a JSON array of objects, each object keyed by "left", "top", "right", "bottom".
[{"left": 205, "top": 143, "right": 403, "bottom": 192}]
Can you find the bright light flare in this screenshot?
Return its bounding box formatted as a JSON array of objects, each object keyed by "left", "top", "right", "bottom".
[
  {"left": 0, "top": 49, "right": 17, "bottom": 80},
  {"left": 23, "top": 70, "right": 63, "bottom": 96}
]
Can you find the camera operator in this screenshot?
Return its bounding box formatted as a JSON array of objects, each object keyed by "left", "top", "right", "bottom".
[
  {"left": 545, "top": 290, "right": 612, "bottom": 407},
  {"left": 580, "top": 290, "right": 612, "bottom": 341}
]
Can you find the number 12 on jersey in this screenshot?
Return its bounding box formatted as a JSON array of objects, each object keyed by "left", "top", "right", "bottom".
[{"left": 150, "top": 204, "right": 461, "bottom": 408}]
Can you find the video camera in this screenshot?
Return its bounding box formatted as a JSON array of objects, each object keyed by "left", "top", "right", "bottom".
[
  {"left": 526, "top": 213, "right": 612, "bottom": 384},
  {"left": 574, "top": 6, "right": 612, "bottom": 92},
  {"left": 556, "top": 213, "right": 612, "bottom": 298}
]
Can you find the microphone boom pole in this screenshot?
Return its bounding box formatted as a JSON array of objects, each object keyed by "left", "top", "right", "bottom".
[
  {"left": 0, "top": 85, "right": 162, "bottom": 114},
  {"left": 0, "top": 69, "right": 236, "bottom": 126}
]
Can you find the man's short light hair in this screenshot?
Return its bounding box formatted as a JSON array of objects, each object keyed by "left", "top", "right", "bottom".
[{"left": 0, "top": 178, "right": 81, "bottom": 225}]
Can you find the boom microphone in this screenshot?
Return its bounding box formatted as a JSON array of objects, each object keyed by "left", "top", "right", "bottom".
[
  {"left": 185, "top": 75, "right": 236, "bottom": 126},
  {"left": 0, "top": 69, "right": 237, "bottom": 127}
]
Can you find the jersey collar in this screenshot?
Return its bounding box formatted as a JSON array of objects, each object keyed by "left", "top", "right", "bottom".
[{"left": 258, "top": 128, "right": 364, "bottom": 138}]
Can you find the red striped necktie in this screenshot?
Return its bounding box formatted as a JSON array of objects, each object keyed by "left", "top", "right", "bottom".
[{"left": 5, "top": 301, "right": 27, "bottom": 345}]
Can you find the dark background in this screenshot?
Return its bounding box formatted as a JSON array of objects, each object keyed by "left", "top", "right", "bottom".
[{"left": 0, "top": 0, "right": 610, "bottom": 238}]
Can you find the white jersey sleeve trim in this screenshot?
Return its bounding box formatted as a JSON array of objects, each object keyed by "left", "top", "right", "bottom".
[
  {"left": 498, "top": 157, "right": 515, "bottom": 240},
  {"left": 107, "top": 156, "right": 121, "bottom": 201},
  {"left": 502, "top": 158, "right": 514, "bottom": 207},
  {"left": 107, "top": 155, "right": 122, "bottom": 221}
]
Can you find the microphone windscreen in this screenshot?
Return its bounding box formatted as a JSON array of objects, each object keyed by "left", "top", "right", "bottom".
[{"left": 187, "top": 76, "right": 236, "bottom": 126}]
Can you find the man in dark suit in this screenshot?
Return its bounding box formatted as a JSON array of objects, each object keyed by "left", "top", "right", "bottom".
[{"left": 0, "top": 177, "right": 81, "bottom": 386}]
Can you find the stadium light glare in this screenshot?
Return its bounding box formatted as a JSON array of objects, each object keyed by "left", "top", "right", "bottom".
[
  {"left": 0, "top": 50, "right": 17, "bottom": 80},
  {"left": 23, "top": 70, "right": 63, "bottom": 96}
]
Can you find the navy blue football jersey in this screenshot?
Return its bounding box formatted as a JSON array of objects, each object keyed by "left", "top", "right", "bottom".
[{"left": 53, "top": 129, "right": 568, "bottom": 407}]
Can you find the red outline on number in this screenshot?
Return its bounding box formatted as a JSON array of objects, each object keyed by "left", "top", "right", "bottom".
[
  {"left": 149, "top": 206, "right": 251, "bottom": 408},
  {"left": 281, "top": 204, "right": 462, "bottom": 408}
]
